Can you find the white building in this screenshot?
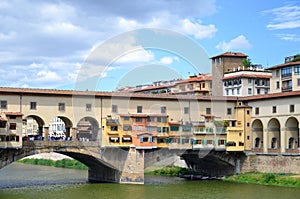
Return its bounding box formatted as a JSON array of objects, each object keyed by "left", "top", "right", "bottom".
[
  {"left": 223, "top": 70, "right": 271, "bottom": 97},
  {"left": 49, "top": 117, "right": 66, "bottom": 138}
]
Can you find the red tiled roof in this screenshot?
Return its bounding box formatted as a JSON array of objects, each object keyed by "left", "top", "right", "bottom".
[
  {"left": 210, "top": 52, "right": 247, "bottom": 59},
  {"left": 168, "top": 121, "right": 180, "bottom": 125},
  {"left": 0, "top": 87, "right": 237, "bottom": 101},
  {"left": 267, "top": 61, "right": 300, "bottom": 70},
  {"left": 4, "top": 112, "right": 23, "bottom": 116},
  {"left": 243, "top": 90, "right": 300, "bottom": 101}
]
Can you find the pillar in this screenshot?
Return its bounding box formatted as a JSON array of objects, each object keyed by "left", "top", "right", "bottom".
[
  {"left": 71, "top": 127, "right": 77, "bottom": 141},
  {"left": 263, "top": 128, "right": 268, "bottom": 153},
  {"left": 43, "top": 127, "right": 49, "bottom": 141},
  {"left": 119, "top": 146, "right": 144, "bottom": 184},
  {"left": 280, "top": 128, "right": 286, "bottom": 153}
]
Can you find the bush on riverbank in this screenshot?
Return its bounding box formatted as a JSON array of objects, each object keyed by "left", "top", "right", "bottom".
[
  {"left": 225, "top": 172, "right": 300, "bottom": 188},
  {"left": 145, "top": 166, "right": 191, "bottom": 176},
  {"left": 18, "top": 158, "right": 88, "bottom": 170}
]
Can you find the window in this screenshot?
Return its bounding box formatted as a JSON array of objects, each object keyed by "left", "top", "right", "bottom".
[
  {"left": 227, "top": 108, "right": 232, "bottom": 115},
  {"left": 272, "top": 106, "right": 277, "bottom": 113},
  {"left": 257, "top": 89, "right": 260, "bottom": 95},
  {"left": 170, "top": 126, "right": 179, "bottom": 131},
  {"left": 123, "top": 116, "right": 130, "bottom": 121},
  {"left": 110, "top": 126, "right": 118, "bottom": 131},
  {"left": 123, "top": 125, "right": 132, "bottom": 131},
  {"left": 135, "top": 118, "right": 142, "bottom": 123},
  {"left": 58, "top": 103, "right": 65, "bottom": 111},
  {"left": 206, "top": 108, "right": 211, "bottom": 114},
  {"left": 247, "top": 110, "right": 250, "bottom": 115},
  {"left": 30, "top": 102, "right": 37, "bottom": 110},
  {"left": 247, "top": 123, "right": 250, "bottom": 127},
  {"left": 182, "top": 125, "right": 191, "bottom": 132},
  {"left": 237, "top": 88, "right": 240, "bottom": 95},
  {"left": 255, "top": 107, "right": 259, "bottom": 115},
  {"left": 9, "top": 123, "right": 16, "bottom": 130},
  {"left": 248, "top": 79, "right": 252, "bottom": 84},
  {"left": 276, "top": 81, "right": 280, "bottom": 89},
  {"left": 276, "top": 69, "right": 280, "bottom": 77},
  {"left": 0, "top": 121, "right": 6, "bottom": 128},
  {"left": 162, "top": 127, "right": 169, "bottom": 133},
  {"left": 137, "top": 106, "right": 143, "bottom": 113},
  {"left": 112, "top": 104, "right": 118, "bottom": 113},
  {"left": 226, "top": 90, "right": 229, "bottom": 96},
  {"left": 231, "top": 89, "right": 234, "bottom": 95},
  {"left": 86, "top": 104, "right": 92, "bottom": 112},
  {"left": 147, "top": 116, "right": 155, "bottom": 122},
  {"left": 184, "top": 107, "right": 189, "bottom": 114},
  {"left": 0, "top": 100, "right": 7, "bottom": 109},
  {"left": 161, "top": 106, "right": 166, "bottom": 114},
  {"left": 290, "top": 104, "right": 295, "bottom": 113},
  {"left": 298, "top": 79, "right": 300, "bottom": 86},
  {"left": 202, "top": 83, "right": 205, "bottom": 88},
  {"left": 161, "top": 117, "right": 167, "bottom": 123},
  {"left": 248, "top": 88, "right": 252, "bottom": 94},
  {"left": 281, "top": 66, "right": 292, "bottom": 77},
  {"left": 295, "top": 65, "right": 300, "bottom": 75}
]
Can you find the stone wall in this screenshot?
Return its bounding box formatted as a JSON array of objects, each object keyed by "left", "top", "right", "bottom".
[{"left": 241, "top": 154, "right": 300, "bottom": 174}]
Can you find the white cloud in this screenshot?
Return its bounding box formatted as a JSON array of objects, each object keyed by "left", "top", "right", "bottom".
[
  {"left": 276, "top": 33, "right": 300, "bottom": 41},
  {"left": 0, "top": 31, "right": 16, "bottom": 41},
  {"left": 158, "top": 56, "right": 179, "bottom": 65},
  {"left": 216, "top": 35, "right": 252, "bottom": 52},
  {"left": 180, "top": 19, "right": 217, "bottom": 39},
  {"left": 264, "top": 4, "right": 300, "bottom": 30}
]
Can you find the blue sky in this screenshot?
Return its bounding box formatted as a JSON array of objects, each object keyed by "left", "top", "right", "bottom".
[{"left": 0, "top": 0, "right": 299, "bottom": 91}]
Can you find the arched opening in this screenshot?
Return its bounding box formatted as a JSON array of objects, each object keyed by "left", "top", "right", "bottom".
[
  {"left": 254, "top": 137, "right": 261, "bottom": 148},
  {"left": 48, "top": 116, "right": 73, "bottom": 141},
  {"left": 77, "top": 117, "right": 99, "bottom": 141},
  {"left": 23, "top": 115, "right": 45, "bottom": 140},
  {"left": 267, "top": 118, "right": 280, "bottom": 150},
  {"left": 252, "top": 119, "right": 263, "bottom": 149},
  {"left": 285, "top": 117, "right": 299, "bottom": 150}
]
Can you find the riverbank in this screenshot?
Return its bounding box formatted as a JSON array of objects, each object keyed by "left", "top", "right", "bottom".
[
  {"left": 225, "top": 172, "right": 300, "bottom": 188},
  {"left": 18, "top": 158, "right": 88, "bottom": 170}
]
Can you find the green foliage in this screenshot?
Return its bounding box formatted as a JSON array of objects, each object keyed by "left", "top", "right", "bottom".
[
  {"left": 147, "top": 166, "right": 190, "bottom": 177},
  {"left": 292, "top": 54, "right": 300, "bottom": 62},
  {"left": 242, "top": 58, "right": 252, "bottom": 68},
  {"left": 225, "top": 172, "right": 300, "bottom": 188},
  {"left": 18, "top": 158, "right": 88, "bottom": 170}
]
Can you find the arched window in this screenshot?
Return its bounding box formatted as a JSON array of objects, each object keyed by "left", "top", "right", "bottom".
[
  {"left": 254, "top": 137, "right": 260, "bottom": 148},
  {"left": 271, "top": 137, "right": 277, "bottom": 149},
  {"left": 288, "top": 137, "right": 295, "bottom": 149}
]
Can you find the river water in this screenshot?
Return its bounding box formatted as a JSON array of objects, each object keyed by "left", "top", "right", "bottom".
[{"left": 0, "top": 162, "right": 300, "bottom": 199}]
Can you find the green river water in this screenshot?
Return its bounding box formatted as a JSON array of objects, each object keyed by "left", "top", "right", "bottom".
[{"left": 0, "top": 162, "right": 299, "bottom": 199}]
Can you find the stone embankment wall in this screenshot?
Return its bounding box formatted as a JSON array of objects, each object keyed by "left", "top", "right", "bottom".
[{"left": 241, "top": 154, "right": 300, "bottom": 174}]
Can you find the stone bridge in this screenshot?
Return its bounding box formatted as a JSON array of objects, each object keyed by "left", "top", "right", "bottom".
[{"left": 0, "top": 141, "right": 244, "bottom": 184}]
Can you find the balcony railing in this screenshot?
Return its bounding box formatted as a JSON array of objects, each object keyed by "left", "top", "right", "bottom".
[{"left": 282, "top": 86, "right": 292, "bottom": 92}]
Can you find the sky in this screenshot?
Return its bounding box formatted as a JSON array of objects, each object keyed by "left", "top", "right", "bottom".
[{"left": 0, "top": 0, "right": 299, "bottom": 91}]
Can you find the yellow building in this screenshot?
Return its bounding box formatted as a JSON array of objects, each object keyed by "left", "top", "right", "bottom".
[
  {"left": 226, "top": 101, "right": 252, "bottom": 151},
  {"left": 0, "top": 112, "right": 23, "bottom": 148}
]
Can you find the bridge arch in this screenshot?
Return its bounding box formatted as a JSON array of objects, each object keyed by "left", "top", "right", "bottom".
[
  {"left": 24, "top": 115, "right": 46, "bottom": 139},
  {"left": 76, "top": 117, "right": 99, "bottom": 141},
  {"left": 252, "top": 119, "right": 263, "bottom": 149},
  {"left": 48, "top": 116, "right": 73, "bottom": 140},
  {"left": 267, "top": 118, "right": 280, "bottom": 150},
  {"left": 285, "top": 117, "right": 299, "bottom": 149}
]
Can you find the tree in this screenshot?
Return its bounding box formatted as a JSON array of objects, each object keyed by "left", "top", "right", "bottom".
[
  {"left": 242, "top": 58, "right": 252, "bottom": 68},
  {"left": 292, "top": 54, "right": 300, "bottom": 62}
]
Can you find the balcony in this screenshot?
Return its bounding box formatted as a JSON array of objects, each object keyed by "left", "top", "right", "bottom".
[{"left": 282, "top": 86, "right": 292, "bottom": 92}]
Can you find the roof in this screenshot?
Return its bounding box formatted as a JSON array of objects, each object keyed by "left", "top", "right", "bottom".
[
  {"left": 210, "top": 52, "right": 247, "bottom": 59},
  {"left": 0, "top": 87, "right": 238, "bottom": 102},
  {"left": 243, "top": 90, "right": 300, "bottom": 101},
  {"left": 4, "top": 112, "right": 23, "bottom": 116},
  {"left": 267, "top": 61, "right": 300, "bottom": 70},
  {"left": 222, "top": 73, "right": 272, "bottom": 80}
]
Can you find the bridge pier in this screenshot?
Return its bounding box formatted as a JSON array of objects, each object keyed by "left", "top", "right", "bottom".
[{"left": 119, "top": 146, "right": 144, "bottom": 184}]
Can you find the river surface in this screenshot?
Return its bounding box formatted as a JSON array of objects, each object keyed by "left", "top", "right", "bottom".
[{"left": 0, "top": 162, "right": 300, "bottom": 199}]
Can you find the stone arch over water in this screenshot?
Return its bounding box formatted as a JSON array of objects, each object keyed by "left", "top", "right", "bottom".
[{"left": 76, "top": 117, "right": 99, "bottom": 141}]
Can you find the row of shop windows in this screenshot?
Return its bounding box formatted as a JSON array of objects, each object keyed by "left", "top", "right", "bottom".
[
  {"left": 0, "top": 122, "right": 17, "bottom": 130},
  {"left": 0, "top": 135, "right": 20, "bottom": 142}
]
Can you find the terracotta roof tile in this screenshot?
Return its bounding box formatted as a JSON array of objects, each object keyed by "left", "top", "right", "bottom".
[
  {"left": 210, "top": 52, "right": 247, "bottom": 59},
  {"left": 267, "top": 61, "right": 300, "bottom": 70},
  {"left": 243, "top": 91, "right": 300, "bottom": 101}
]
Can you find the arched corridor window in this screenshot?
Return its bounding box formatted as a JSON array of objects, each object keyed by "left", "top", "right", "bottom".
[
  {"left": 254, "top": 137, "right": 260, "bottom": 148},
  {"left": 271, "top": 137, "right": 277, "bottom": 149},
  {"left": 288, "top": 137, "right": 295, "bottom": 149}
]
